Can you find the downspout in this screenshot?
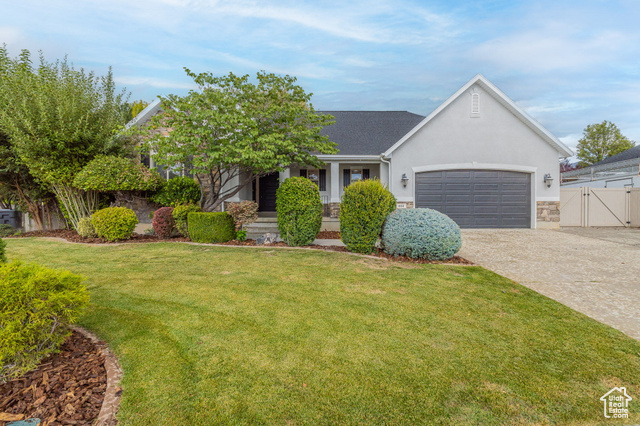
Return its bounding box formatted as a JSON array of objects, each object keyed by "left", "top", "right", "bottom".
[{"left": 379, "top": 154, "right": 392, "bottom": 193}]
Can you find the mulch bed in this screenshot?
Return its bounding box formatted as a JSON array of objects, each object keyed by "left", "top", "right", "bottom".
[
  {"left": 316, "top": 231, "right": 340, "bottom": 239},
  {"left": 0, "top": 331, "right": 107, "bottom": 426},
  {"left": 10, "top": 229, "right": 190, "bottom": 244},
  {"left": 10, "top": 229, "right": 473, "bottom": 265}
]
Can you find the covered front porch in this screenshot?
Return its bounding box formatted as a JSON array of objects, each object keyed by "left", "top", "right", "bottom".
[{"left": 227, "top": 157, "right": 387, "bottom": 217}]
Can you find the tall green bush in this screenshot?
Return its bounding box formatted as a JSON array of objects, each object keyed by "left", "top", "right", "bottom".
[
  {"left": 91, "top": 207, "right": 138, "bottom": 241},
  {"left": 187, "top": 212, "right": 235, "bottom": 243},
  {"left": 0, "top": 261, "right": 88, "bottom": 381},
  {"left": 151, "top": 176, "right": 200, "bottom": 207},
  {"left": 340, "top": 179, "right": 396, "bottom": 254},
  {"left": 276, "top": 177, "right": 322, "bottom": 246}
]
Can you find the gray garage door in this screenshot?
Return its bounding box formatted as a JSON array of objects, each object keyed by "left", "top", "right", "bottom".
[{"left": 415, "top": 169, "right": 531, "bottom": 228}]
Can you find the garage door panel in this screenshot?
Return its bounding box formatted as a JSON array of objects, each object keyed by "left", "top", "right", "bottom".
[
  {"left": 473, "top": 206, "right": 500, "bottom": 215},
  {"left": 474, "top": 195, "right": 500, "bottom": 203},
  {"left": 474, "top": 183, "right": 500, "bottom": 191},
  {"left": 446, "top": 194, "right": 472, "bottom": 203},
  {"left": 445, "top": 183, "right": 472, "bottom": 191},
  {"left": 501, "top": 194, "right": 529, "bottom": 203},
  {"left": 445, "top": 171, "right": 472, "bottom": 179},
  {"left": 415, "top": 169, "right": 531, "bottom": 228}
]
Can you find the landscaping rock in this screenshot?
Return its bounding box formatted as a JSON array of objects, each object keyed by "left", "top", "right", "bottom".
[{"left": 256, "top": 233, "right": 278, "bottom": 245}]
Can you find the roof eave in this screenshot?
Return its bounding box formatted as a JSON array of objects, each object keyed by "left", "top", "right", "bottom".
[{"left": 383, "top": 74, "right": 573, "bottom": 158}]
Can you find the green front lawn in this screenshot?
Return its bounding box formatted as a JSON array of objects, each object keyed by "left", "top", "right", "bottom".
[{"left": 6, "top": 239, "right": 640, "bottom": 425}]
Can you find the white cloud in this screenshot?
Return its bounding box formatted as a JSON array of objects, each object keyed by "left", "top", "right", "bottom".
[{"left": 473, "top": 28, "right": 628, "bottom": 72}]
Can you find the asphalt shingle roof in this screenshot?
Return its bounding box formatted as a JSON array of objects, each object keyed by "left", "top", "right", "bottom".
[
  {"left": 590, "top": 144, "right": 640, "bottom": 167},
  {"left": 318, "top": 111, "right": 425, "bottom": 155}
]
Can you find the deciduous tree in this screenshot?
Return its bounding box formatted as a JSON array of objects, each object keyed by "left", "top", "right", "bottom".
[
  {"left": 576, "top": 121, "right": 635, "bottom": 166},
  {"left": 0, "top": 46, "right": 131, "bottom": 229},
  {"left": 137, "top": 69, "right": 337, "bottom": 212}
]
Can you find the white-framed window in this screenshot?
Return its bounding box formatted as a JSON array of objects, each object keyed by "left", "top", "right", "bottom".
[{"left": 350, "top": 169, "right": 362, "bottom": 183}]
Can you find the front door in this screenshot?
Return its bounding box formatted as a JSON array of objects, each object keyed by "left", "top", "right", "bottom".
[{"left": 257, "top": 172, "right": 280, "bottom": 212}]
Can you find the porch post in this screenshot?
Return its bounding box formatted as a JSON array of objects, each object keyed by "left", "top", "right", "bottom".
[
  {"left": 279, "top": 168, "right": 290, "bottom": 184},
  {"left": 330, "top": 162, "right": 340, "bottom": 203}
]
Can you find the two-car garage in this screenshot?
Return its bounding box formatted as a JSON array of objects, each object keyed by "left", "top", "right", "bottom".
[{"left": 414, "top": 169, "right": 532, "bottom": 228}]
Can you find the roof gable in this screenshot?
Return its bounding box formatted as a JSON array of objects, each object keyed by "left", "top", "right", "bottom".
[{"left": 383, "top": 74, "right": 573, "bottom": 158}]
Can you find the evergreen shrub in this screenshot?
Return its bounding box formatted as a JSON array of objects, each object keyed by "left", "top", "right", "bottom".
[
  {"left": 276, "top": 177, "right": 322, "bottom": 246},
  {"left": 187, "top": 212, "right": 235, "bottom": 243},
  {"left": 339, "top": 179, "right": 396, "bottom": 254}
]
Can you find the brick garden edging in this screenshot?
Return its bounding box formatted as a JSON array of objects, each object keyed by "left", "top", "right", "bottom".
[{"left": 71, "top": 326, "right": 122, "bottom": 426}]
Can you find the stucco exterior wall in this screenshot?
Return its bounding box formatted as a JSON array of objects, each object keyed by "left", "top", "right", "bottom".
[{"left": 389, "top": 83, "right": 562, "bottom": 226}]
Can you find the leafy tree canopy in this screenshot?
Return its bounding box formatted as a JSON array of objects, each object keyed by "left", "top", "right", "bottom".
[
  {"left": 0, "top": 46, "right": 131, "bottom": 184},
  {"left": 136, "top": 69, "right": 338, "bottom": 211},
  {"left": 576, "top": 120, "right": 635, "bottom": 166},
  {"left": 0, "top": 46, "right": 131, "bottom": 229}
]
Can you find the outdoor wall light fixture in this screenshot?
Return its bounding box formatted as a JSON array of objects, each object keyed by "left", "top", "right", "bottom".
[
  {"left": 401, "top": 173, "right": 409, "bottom": 187},
  {"left": 543, "top": 173, "right": 554, "bottom": 188}
]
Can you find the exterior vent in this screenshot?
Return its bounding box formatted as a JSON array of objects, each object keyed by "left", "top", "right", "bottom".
[{"left": 471, "top": 93, "right": 480, "bottom": 114}]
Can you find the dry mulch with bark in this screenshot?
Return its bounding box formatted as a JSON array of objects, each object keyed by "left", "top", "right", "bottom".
[
  {"left": 10, "top": 229, "right": 189, "bottom": 244},
  {"left": 316, "top": 231, "right": 340, "bottom": 239},
  {"left": 0, "top": 331, "right": 107, "bottom": 426}
]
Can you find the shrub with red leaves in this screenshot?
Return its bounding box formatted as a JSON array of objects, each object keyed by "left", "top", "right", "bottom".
[{"left": 152, "top": 206, "right": 175, "bottom": 238}]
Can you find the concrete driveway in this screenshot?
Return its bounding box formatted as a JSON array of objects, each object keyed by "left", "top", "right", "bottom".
[{"left": 459, "top": 228, "right": 640, "bottom": 341}]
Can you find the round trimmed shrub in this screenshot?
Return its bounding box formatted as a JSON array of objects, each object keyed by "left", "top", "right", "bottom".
[
  {"left": 73, "top": 155, "right": 163, "bottom": 192},
  {"left": 91, "top": 207, "right": 138, "bottom": 241},
  {"left": 340, "top": 179, "right": 396, "bottom": 254},
  {"left": 76, "top": 217, "right": 98, "bottom": 238},
  {"left": 172, "top": 204, "right": 202, "bottom": 237},
  {"left": 0, "top": 261, "right": 88, "bottom": 381},
  {"left": 381, "top": 208, "right": 462, "bottom": 260},
  {"left": 276, "top": 177, "right": 322, "bottom": 246},
  {"left": 152, "top": 207, "right": 175, "bottom": 239},
  {"left": 187, "top": 212, "right": 236, "bottom": 243},
  {"left": 0, "top": 237, "right": 6, "bottom": 263},
  {"left": 151, "top": 176, "right": 200, "bottom": 207}
]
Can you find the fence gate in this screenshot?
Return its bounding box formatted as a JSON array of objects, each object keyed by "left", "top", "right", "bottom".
[{"left": 560, "top": 187, "right": 632, "bottom": 227}]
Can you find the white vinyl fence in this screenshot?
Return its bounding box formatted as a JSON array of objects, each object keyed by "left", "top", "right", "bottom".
[{"left": 560, "top": 187, "right": 640, "bottom": 227}]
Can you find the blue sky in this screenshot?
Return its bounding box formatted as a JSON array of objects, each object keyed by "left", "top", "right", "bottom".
[{"left": 2, "top": 0, "right": 639, "bottom": 155}]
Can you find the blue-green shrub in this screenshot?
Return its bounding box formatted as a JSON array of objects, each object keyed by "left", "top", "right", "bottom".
[
  {"left": 187, "top": 212, "right": 235, "bottom": 243},
  {"left": 0, "top": 261, "right": 88, "bottom": 381},
  {"left": 276, "top": 177, "right": 322, "bottom": 246},
  {"left": 91, "top": 207, "right": 138, "bottom": 241},
  {"left": 381, "top": 208, "right": 462, "bottom": 260},
  {"left": 340, "top": 179, "right": 396, "bottom": 254}
]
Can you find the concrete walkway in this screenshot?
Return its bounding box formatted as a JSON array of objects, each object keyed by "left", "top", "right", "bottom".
[{"left": 459, "top": 228, "right": 640, "bottom": 341}]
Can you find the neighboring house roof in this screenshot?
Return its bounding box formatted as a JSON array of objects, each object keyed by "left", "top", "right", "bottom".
[
  {"left": 562, "top": 144, "right": 640, "bottom": 178},
  {"left": 591, "top": 145, "right": 640, "bottom": 167},
  {"left": 383, "top": 74, "right": 574, "bottom": 158},
  {"left": 318, "top": 111, "right": 425, "bottom": 155},
  {"left": 125, "top": 98, "right": 162, "bottom": 129}
]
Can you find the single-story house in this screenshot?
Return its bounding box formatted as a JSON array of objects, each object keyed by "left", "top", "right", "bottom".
[
  {"left": 561, "top": 145, "right": 640, "bottom": 188},
  {"left": 132, "top": 74, "right": 572, "bottom": 228}
]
